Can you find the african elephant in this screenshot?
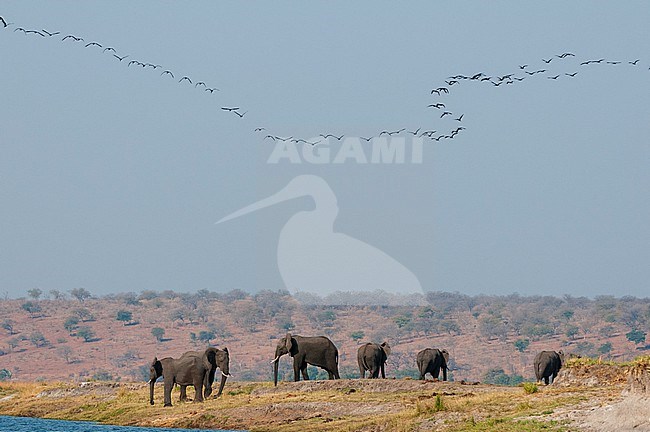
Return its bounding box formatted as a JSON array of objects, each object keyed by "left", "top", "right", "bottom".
[
  {"left": 358, "top": 342, "right": 391, "bottom": 378},
  {"left": 149, "top": 347, "right": 230, "bottom": 406},
  {"left": 534, "top": 350, "right": 564, "bottom": 385},
  {"left": 271, "top": 333, "right": 339, "bottom": 386},
  {"left": 417, "top": 348, "right": 449, "bottom": 381}
]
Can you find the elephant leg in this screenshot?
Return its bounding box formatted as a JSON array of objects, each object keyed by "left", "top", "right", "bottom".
[
  {"left": 544, "top": 376, "right": 550, "bottom": 385},
  {"left": 301, "top": 364, "right": 310, "bottom": 381},
  {"left": 380, "top": 363, "right": 386, "bottom": 379},
  {"left": 433, "top": 365, "right": 440, "bottom": 380},
  {"left": 179, "top": 385, "right": 187, "bottom": 402},
  {"left": 359, "top": 366, "right": 365, "bottom": 379},
  {"left": 442, "top": 367, "right": 447, "bottom": 381},
  {"left": 163, "top": 377, "right": 174, "bottom": 407},
  {"left": 328, "top": 370, "right": 334, "bottom": 380}
]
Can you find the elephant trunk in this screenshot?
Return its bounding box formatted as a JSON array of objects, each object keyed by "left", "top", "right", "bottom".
[
  {"left": 215, "top": 373, "right": 227, "bottom": 398},
  {"left": 273, "top": 359, "right": 279, "bottom": 387},
  {"left": 149, "top": 379, "right": 155, "bottom": 405}
]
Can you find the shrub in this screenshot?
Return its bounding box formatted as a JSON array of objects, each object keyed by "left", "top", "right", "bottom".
[
  {"left": 77, "top": 326, "right": 96, "bottom": 342},
  {"left": 116, "top": 310, "right": 133, "bottom": 325},
  {"left": 523, "top": 382, "right": 538, "bottom": 394},
  {"left": 152, "top": 327, "right": 165, "bottom": 342},
  {"left": 350, "top": 331, "right": 365, "bottom": 342}
]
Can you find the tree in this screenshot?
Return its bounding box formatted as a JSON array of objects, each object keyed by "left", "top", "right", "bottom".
[
  {"left": 76, "top": 326, "right": 95, "bottom": 342},
  {"left": 70, "top": 287, "right": 91, "bottom": 302},
  {"left": 598, "top": 342, "right": 613, "bottom": 356},
  {"left": 1, "top": 319, "right": 15, "bottom": 335},
  {"left": 514, "top": 338, "right": 530, "bottom": 353},
  {"left": 152, "top": 327, "right": 166, "bottom": 342},
  {"left": 27, "top": 288, "right": 42, "bottom": 300},
  {"left": 64, "top": 316, "right": 80, "bottom": 335},
  {"left": 565, "top": 325, "right": 580, "bottom": 340},
  {"left": 73, "top": 308, "right": 95, "bottom": 322},
  {"left": 116, "top": 310, "right": 133, "bottom": 325},
  {"left": 198, "top": 330, "right": 215, "bottom": 344},
  {"left": 57, "top": 345, "right": 73, "bottom": 364},
  {"left": 626, "top": 329, "right": 646, "bottom": 346},
  {"left": 350, "top": 331, "right": 365, "bottom": 342},
  {"left": 7, "top": 338, "right": 21, "bottom": 352},
  {"left": 29, "top": 331, "right": 48, "bottom": 348},
  {"left": 0, "top": 369, "right": 11, "bottom": 381},
  {"left": 49, "top": 289, "right": 66, "bottom": 300},
  {"left": 21, "top": 301, "right": 42, "bottom": 318}
]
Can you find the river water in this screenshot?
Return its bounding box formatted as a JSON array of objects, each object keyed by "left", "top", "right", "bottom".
[{"left": 0, "top": 416, "right": 243, "bottom": 431}]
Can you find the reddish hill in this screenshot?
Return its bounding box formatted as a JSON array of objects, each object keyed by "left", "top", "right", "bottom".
[{"left": 0, "top": 291, "right": 647, "bottom": 384}]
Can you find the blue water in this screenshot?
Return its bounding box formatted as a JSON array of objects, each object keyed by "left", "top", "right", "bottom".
[{"left": 0, "top": 416, "right": 243, "bottom": 432}]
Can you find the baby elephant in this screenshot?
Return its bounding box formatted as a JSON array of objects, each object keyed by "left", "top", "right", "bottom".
[
  {"left": 416, "top": 348, "right": 449, "bottom": 381},
  {"left": 357, "top": 342, "right": 391, "bottom": 378}
]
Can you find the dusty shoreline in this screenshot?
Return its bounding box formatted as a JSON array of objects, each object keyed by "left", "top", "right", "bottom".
[{"left": 1, "top": 377, "right": 642, "bottom": 431}]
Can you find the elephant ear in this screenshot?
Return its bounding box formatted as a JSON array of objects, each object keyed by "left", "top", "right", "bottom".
[
  {"left": 441, "top": 349, "right": 450, "bottom": 364},
  {"left": 222, "top": 347, "right": 229, "bottom": 354},
  {"left": 203, "top": 348, "right": 216, "bottom": 371},
  {"left": 284, "top": 333, "right": 294, "bottom": 352},
  {"left": 381, "top": 342, "right": 391, "bottom": 356}
]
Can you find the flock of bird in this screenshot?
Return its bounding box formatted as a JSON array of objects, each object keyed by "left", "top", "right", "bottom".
[{"left": 3, "top": 14, "right": 649, "bottom": 148}]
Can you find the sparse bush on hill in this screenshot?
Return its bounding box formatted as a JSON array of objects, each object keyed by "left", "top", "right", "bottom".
[
  {"left": 0, "top": 368, "right": 11, "bottom": 381},
  {"left": 76, "top": 326, "right": 95, "bottom": 342},
  {"left": 151, "top": 327, "right": 165, "bottom": 342},
  {"left": 57, "top": 345, "right": 73, "bottom": 364},
  {"left": 70, "top": 288, "right": 92, "bottom": 302},
  {"left": 483, "top": 368, "right": 525, "bottom": 386},
  {"left": 350, "top": 331, "right": 365, "bottom": 342},
  {"left": 626, "top": 329, "right": 646, "bottom": 346},
  {"left": 29, "top": 331, "right": 48, "bottom": 348},
  {"left": 116, "top": 310, "right": 134, "bottom": 325},
  {"left": 514, "top": 338, "right": 530, "bottom": 353},
  {"left": 73, "top": 308, "right": 94, "bottom": 322},
  {"left": 27, "top": 288, "right": 42, "bottom": 300},
  {"left": 21, "top": 301, "right": 42, "bottom": 318},
  {"left": 1, "top": 319, "right": 15, "bottom": 335},
  {"left": 63, "top": 316, "right": 79, "bottom": 335}
]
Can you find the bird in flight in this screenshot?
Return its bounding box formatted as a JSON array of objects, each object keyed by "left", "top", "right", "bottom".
[
  {"left": 62, "top": 34, "right": 83, "bottom": 42},
  {"left": 254, "top": 127, "right": 266, "bottom": 132},
  {"left": 360, "top": 136, "right": 373, "bottom": 142},
  {"left": 179, "top": 76, "right": 192, "bottom": 84},
  {"left": 606, "top": 61, "right": 621, "bottom": 65},
  {"left": 221, "top": 107, "right": 240, "bottom": 112},
  {"left": 113, "top": 54, "right": 128, "bottom": 61},
  {"left": 379, "top": 129, "right": 405, "bottom": 136},
  {"left": 13, "top": 27, "right": 27, "bottom": 33},
  {"left": 556, "top": 52, "right": 575, "bottom": 58},
  {"left": 629, "top": 59, "right": 640, "bottom": 65},
  {"left": 455, "top": 114, "right": 464, "bottom": 122},
  {"left": 161, "top": 70, "right": 174, "bottom": 78},
  {"left": 419, "top": 130, "right": 436, "bottom": 137},
  {"left": 320, "top": 134, "right": 344, "bottom": 140},
  {"left": 41, "top": 29, "right": 60, "bottom": 36},
  {"left": 144, "top": 63, "right": 161, "bottom": 69},
  {"left": 194, "top": 82, "right": 206, "bottom": 88},
  {"left": 233, "top": 110, "right": 247, "bottom": 118},
  {"left": 85, "top": 42, "right": 102, "bottom": 48},
  {"left": 428, "top": 103, "right": 445, "bottom": 109},
  {"left": 548, "top": 75, "right": 560, "bottom": 80},
  {"left": 0, "top": 16, "right": 8, "bottom": 27},
  {"left": 25, "top": 30, "right": 45, "bottom": 37},
  {"left": 407, "top": 128, "right": 421, "bottom": 135},
  {"left": 103, "top": 47, "right": 116, "bottom": 53},
  {"left": 440, "top": 111, "right": 452, "bottom": 118},
  {"left": 542, "top": 58, "right": 553, "bottom": 63},
  {"left": 519, "top": 64, "right": 528, "bottom": 69},
  {"left": 565, "top": 72, "right": 578, "bottom": 77},
  {"left": 204, "top": 88, "right": 219, "bottom": 93}
]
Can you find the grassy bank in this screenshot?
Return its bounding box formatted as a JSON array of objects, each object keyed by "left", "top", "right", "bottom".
[{"left": 0, "top": 374, "right": 628, "bottom": 432}]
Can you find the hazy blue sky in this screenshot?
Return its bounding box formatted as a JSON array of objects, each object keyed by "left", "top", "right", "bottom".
[{"left": 1, "top": 1, "right": 648, "bottom": 299}]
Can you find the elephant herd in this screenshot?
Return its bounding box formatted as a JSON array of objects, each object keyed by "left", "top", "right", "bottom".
[{"left": 149, "top": 332, "right": 564, "bottom": 406}]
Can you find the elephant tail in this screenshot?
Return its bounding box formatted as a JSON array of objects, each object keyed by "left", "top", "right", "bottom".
[{"left": 335, "top": 350, "right": 339, "bottom": 366}]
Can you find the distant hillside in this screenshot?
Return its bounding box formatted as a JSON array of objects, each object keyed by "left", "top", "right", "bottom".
[{"left": 0, "top": 289, "right": 648, "bottom": 383}]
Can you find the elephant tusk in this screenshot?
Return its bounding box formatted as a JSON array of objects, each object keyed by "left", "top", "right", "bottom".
[
  {"left": 222, "top": 371, "right": 232, "bottom": 378},
  {"left": 269, "top": 356, "right": 280, "bottom": 364}
]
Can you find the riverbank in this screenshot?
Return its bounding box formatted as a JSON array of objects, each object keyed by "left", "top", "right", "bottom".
[{"left": 1, "top": 367, "right": 645, "bottom": 432}]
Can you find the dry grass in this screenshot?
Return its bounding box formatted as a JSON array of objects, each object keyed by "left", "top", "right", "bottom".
[{"left": 0, "top": 374, "right": 627, "bottom": 432}]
